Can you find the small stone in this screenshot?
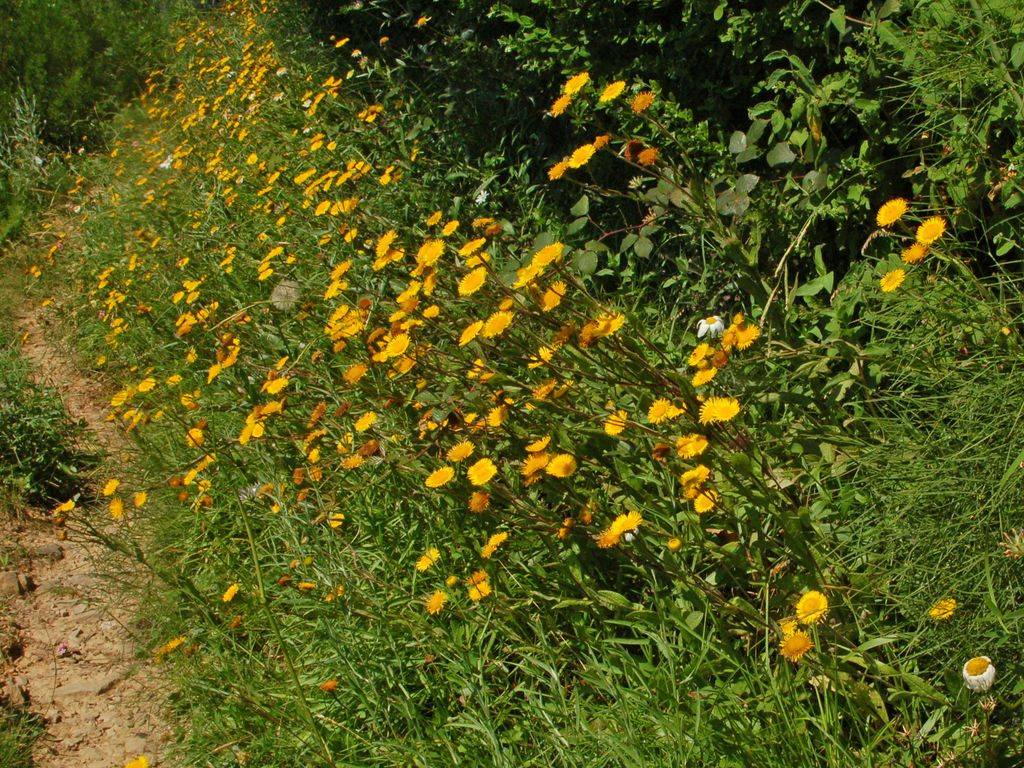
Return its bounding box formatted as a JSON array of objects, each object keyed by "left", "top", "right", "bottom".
[
  {"left": 53, "top": 669, "right": 126, "bottom": 699},
  {"left": 4, "top": 676, "right": 29, "bottom": 708},
  {"left": 0, "top": 571, "right": 21, "bottom": 596},
  {"left": 33, "top": 543, "right": 64, "bottom": 561}
]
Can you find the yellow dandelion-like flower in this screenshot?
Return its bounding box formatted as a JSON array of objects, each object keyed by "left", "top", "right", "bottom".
[
  {"left": 795, "top": 590, "right": 829, "bottom": 625},
  {"left": 522, "top": 452, "right": 551, "bottom": 476},
  {"left": 468, "top": 490, "right": 490, "bottom": 513},
  {"left": 779, "top": 631, "right": 813, "bottom": 662},
  {"left": 466, "top": 570, "right": 492, "bottom": 601},
  {"left": 545, "top": 453, "right": 577, "bottom": 477},
  {"left": 467, "top": 457, "right": 498, "bottom": 486},
  {"left": 929, "top": 597, "right": 956, "bottom": 621},
  {"left": 880, "top": 268, "right": 905, "bottom": 293},
  {"left": 901, "top": 242, "right": 927, "bottom": 264},
  {"left": 548, "top": 160, "right": 569, "bottom": 181},
  {"left": 102, "top": 478, "right": 120, "bottom": 496},
  {"left": 447, "top": 441, "right": 474, "bottom": 462},
  {"left": 415, "top": 547, "right": 440, "bottom": 572},
  {"left": 875, "top": 198, "right": 908, "bottom": 227},
  {"left": 648, "top": 398, "right": 682, "bottom": 424},
  {"left": 125, "top": 757, "right": 150, "bottom": 768},
  {"left": 550, "top": 93, "right": 572, "bottom": 117},
  {"left": 667, "top": 537, "right": 682, "bottom": 551},
  {"left": 458, "top": 267, "right": 487, "bottom": 296},
  {"left": 599, "top": 80, "right": 626, "bottom": 103},
  {"left": 354, "top": 411, "right": 376, "bottom": 432},
  {"left": 916, "top": 216, "right": 946, "bottom": 246},
  {"left": 568, "top": 143, "right": 596, "bottom": 169},
  {"left": 425, "top": 590, "right": 448, "bottom": 614},
  {"left": 459, "top": 320, "right": 484, "bottom": 346},
  {"left": 604, "top": 409, "right": 628, "bottom": 436},
  {"left": 425, "top": 466, "right": 454, "bottom": 488},
  {"left": 480, "top": 531, "right": 509, "bottom": 559},
  {"left": 680, "top": 464, "right": 711, "bottom": 489},
  {"left": 540, "top": 281, "right": 566, "bottom": 312},
  {"left": 596, "top": 510, "right": 643, "bottom": 548},
  {"left": 779, "top": 617, "right": 798, "bottom": 637},
  {"left": 675, "top": 433, "right": 708, "bottom": 459},
  {"left": 693, "top": 489, "right": 718, "bottom": 514},
  {"left": 631, "top": 90, "right": 655, "bottom": 113},
  {"left": 563, "top": 71, "right": 590, "bottom": 96},
  {"left": 526, "top": 436, "right": 551, "bottom": 452},
  {"left": 222, "top": 583, "right": 240, "bottom": 603},
  {"left": 416, "top": 238, "right": 445, "bottom": 267},
  {"left": 734, "top": 323, "right": 761, "bottom": 350},
  {"left": 691, "top": 367, "right": 717, "bottom": 387},
  {"left": 699, "top": 397, "right": 740, "bottom": 424},
  {"left": 482, "top": 310, "right": 514, "bottom": 338}
]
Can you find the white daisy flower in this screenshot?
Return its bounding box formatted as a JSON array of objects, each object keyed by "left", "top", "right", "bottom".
[
  {"left": 962, "top": 656, "right": 996, "bottom": 692},
  {"left": 697, "top": 315, "right": 725, "bottom": 339}
]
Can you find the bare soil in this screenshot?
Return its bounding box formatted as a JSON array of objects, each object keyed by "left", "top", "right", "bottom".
[{"left": 1, "top": 266, "right": 170, "bottom": 766}]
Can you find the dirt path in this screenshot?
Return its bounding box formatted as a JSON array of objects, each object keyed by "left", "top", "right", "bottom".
[{"left": 1, "top": 290, "right": 171, "bottom": 766}]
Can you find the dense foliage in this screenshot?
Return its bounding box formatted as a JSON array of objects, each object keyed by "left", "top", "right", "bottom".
[
  {"left": 10, "top": 0, "right": 1024, "bottom": 766},
  {"left": 0, "top": 0, "right": 178, "bottom": 241}
]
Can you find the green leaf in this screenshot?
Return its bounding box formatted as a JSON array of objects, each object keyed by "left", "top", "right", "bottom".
[
  {"left": 570, "top": 195, "right": 589, "bottom": 216},
  {"left": 766, "top": 141, "right": 796, "bottom": 166},
  {"left": 575, "top": 250, "right": 598, "bottom": 275},
  {"left": 633, "top": 237, "right": 653, "bottom": 258}
]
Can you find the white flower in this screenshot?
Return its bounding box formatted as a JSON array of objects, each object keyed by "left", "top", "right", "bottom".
[
  {"left": 963, "top": 656, "right": 996, "bottom": 692},
  {"left": 697, "top": 315, "right": 725, "bottom": 339},
  {"left": 474, "top": 187, "right": 489, "bottom": 205},
  {"left": 158, "top": 155, "right": 173, "bottom": 170}
]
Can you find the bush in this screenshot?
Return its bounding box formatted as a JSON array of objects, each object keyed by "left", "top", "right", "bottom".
[{"left": 0, "top": 330, "right": 92, "bottom": 509}]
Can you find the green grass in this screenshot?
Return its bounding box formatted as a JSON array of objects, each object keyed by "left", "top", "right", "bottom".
[{"left": 12, "top": 0, "right": 1024, "bottom": 766}]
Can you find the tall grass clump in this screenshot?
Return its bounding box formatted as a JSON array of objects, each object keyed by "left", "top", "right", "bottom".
[{"left": 18, "top": 0, "right": 1024, "bottom": 765}]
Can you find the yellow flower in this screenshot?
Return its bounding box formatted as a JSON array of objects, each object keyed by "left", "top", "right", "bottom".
[
  {"left": 879, "top": 268, "right": 905, "bottom": 293},
  {"left": 447, "top": 441, "right": 474, "bottom": 462},
  {"left": 540, "top": 281, "right": 566, "bottom": 312},
  {"left": 102, "top": 478, "right": 120, "bottom": 496},
  {"left": 425, "top": 590, "right": 448, "bottom": 614},
  {"left": 467, "top": 457, "right": 498, "bottom": 486},
  {"left": 545, "top": 454, "right": 577, "bottom": 477},
  {"left": 550, "top": 93, "right": 572, "bottom": 116},
  {"left": 222, "top": 583, "right": 240, "bottom": 602},
  {"left": 568, "top": 143, "right": 596, "bottom": 169},
  {"left": 929, "top": 597, "right": 956, "bottom": 621},
  {"left": 779, "top": 617, "right": 798, "bottom": 637},
  {"left": 354, "top": 412, "right": 376, "bottom": 431},
  {"left": 415, "top": 547, "right": 440, "bottom": 571},
  {"left": 604, "top": 409, "right": 628, "bottom": 436},
  {"left": 522, "top": 452, "right": 551, "bottom": 476},
  {"left": 631, "top": 90, "right": 655, "bottom": 113},
  {"left": 734, "top": 323, "right": 761, "bottom": 350},
  {"left": 693, "top": 489, "right": 718, "bottom": 514},
  {"left": 648, "top": 398, "right": 682, "bottom": 424},
  {"left": 548, "top": 160, "right": 569, "bottom": 181},
  {"left": 425, "top": 466, "right": 454, "bottom": 488},
  {"left": 563, "top": 71, "right": 590, "bottom": 96},
  {"left": 779, "top": 631, "right": 812, "bottom": 662},
  {"left": 599, "top": 80, "right": 626, "bottom": 103},
  {"left": 699, "top": 397, "right": 740, "bottom": 424},
  {"left": 416, "top": 239, "right": 445, "bottom": 268},
  {"left": 596, "top": 510, "right": 643, "bottom": 548},
  {"left": 675, "top": 433, "right": 708, "bottom": 459},
  {"left": 667, "top": 537, "right": 682, "bottom": 551},
  {"left": 125, "top": 757, "right": 150, "bottom": 768},
  {"left": 109, "top": 497, "right": 124, "bottom": 520},
  {"left": 691, "top": 367, "right": 717, "bottom": 387},
  {"left": 680, "top": 464, "right": 710, "bottom": 490},
  {"left": 480, "top": 531, "right": 509, "bottom": 559},
  {"left": 875, "top": 198, "right": 908, "bottom": 227},
  {"left": 482, "top": 310, "right": 513, "bottom": 338},
  {"left": 458, "top": 267, "right": 487, "bottom": 296},
  {"left": 916, "top": 216, "right": 946, "bottom": 245},
  {"left": 468, "top": 491, "right": 490, "bottom": 513},
  {"left": 795, "top": 590, "right": 829, "bottom": 625},
  {"left": 901, "top": 242, "right": 927, "bottom": 264},
  {"left": 459, "top": 320, "right": 484, "bottom": 346},
  {"left": 466, "top": 570, "right": 492, "bottom": 601}
]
